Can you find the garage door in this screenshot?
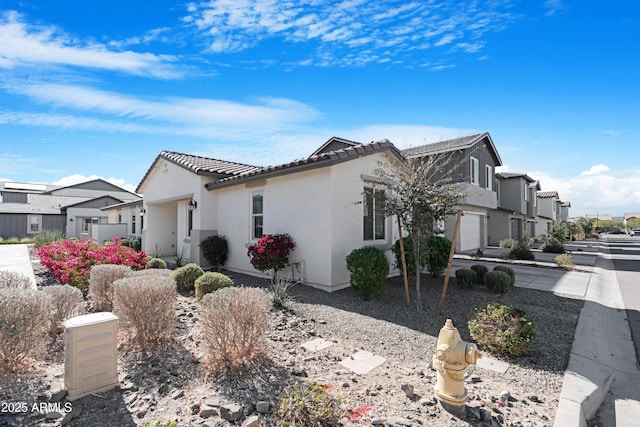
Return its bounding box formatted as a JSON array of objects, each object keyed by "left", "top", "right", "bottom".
[{"left": 459, "top": 213, "right": 481, "bottom": 252}]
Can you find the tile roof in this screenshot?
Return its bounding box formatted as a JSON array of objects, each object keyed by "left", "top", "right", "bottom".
[
  {"left": 537, "top": 191, "right": 559, "bottom": 198},
  {"left": 160, "top": 151, "right": 260, "bottom": 176},
  {"left": 401, "top": 133, "right": 486, "bottom": 157},
  {"left": 206, "top": 139, "right": 401, "bottom": 190}
]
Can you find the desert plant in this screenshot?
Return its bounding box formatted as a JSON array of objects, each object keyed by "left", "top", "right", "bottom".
[
  {"left": 88, "top": 264, "right": 132, "bottom": 311},
  {"left": 493, "top": 266, "right": 516, "bottom": 287},
  {"left": 247, "top": 233, "right": 296, "bottom": 282},
  {"left": 200, "top": 287, "right": 270, "bottom": 373},
  {"left": 42, "top": 285, "right": 84, "bottom": 335},
  {"left": 508, "top": 244, "right": 535, "bottom": 261},
  {"left": 498, "top": 238, "right": 517, "bottom": 249},
  {"left": 269, "top": 276, "right": 298, "bottom": 308},
  {"left": 470, "top": 264, "right": 488, "bottom": 286},
  {"left": 171, "top": 263, "right": 204, "bottom": 292},
  {"left": 0, "top": 289, "right": 51, "bottom": 372},
  {"left": 33, "top": 229, "right": 64, "bottom": 248},
  {"left": 425, "top": 236, "right": 451, "bottom": 278},
  {"left": 555, "top": 253, "right": 575, "bottom": 270},
  {"left": 172, "top": 246, "right": 186, "bottom": 268},
  {"left": 143, "top": 420, "right": 177, "bottom": 427},
  {"left": 542, "top": 238, "right": 565, "bottom": 253},
  {"left": 146, "top": 257, "right": 167, "bottom": 269},
  {"left": 455, "top": 268, "right": 476, "bottom": 289},
  {"left": 468, "top": 302, "right": 535, "bottom": 356},
  {"left": 484, "top": 271, "right": 512, "bottom": 294},
  {"left": 277, "top": 381, "right": 344, "bottom": 427},
  {"left": 112, "top": 276, "right": 176, "bottom": 347},
  {"left": 151, "top": 244, "right": 162, "bottom": 258},
  {"left": 195, "top": 272, "right": 234, "bottom": 301},
  {"left": 125, "top": 269, "right": 172, "bottom": 278},
  {"left": 0, "top": 271, "right": 32, "bottom": 289},
  {"left": 345, "top": 246, "right": 389, "bottom": 299},
  {"left": 200, "top": 235, "right": 228, "bottom": 271}
]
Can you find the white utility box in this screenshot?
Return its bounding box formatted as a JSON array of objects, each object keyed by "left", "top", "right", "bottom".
[{"left": 64, "top": 312, "right": 119, "bottom": 401}]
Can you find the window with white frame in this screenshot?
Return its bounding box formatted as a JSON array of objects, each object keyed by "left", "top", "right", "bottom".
[
  {"left": 28, "top": 215, "right": 42, "bottom": 234},
  {"left": 524, "top": 183, "right": 529, "bottom": 201},
  {"left": 470, "top": 157, "right": 479, "bottom": 185},
  {"left": 485, "top": 165, "right": 493, "bottom": 190},
  {"left": 131, "top": 212, "right": 136, "bottom": 234},
  {"left": 251, "top": 190, "right": 264, "bottom": 240},
  {"left": 83, "top": 217, "right": 99, "bottom": 233},
  {"left": 363, "top": 186, "right": 385, "bottom": 240}
]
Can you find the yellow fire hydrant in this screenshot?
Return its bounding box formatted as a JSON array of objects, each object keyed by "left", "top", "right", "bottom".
[{"left": 432, "top": 319, "right": 480, "bottom": 412}]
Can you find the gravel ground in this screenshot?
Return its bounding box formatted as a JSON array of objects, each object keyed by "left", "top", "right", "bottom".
[{"left": 0, "top": 251, "right": 584, "bottom": 427}]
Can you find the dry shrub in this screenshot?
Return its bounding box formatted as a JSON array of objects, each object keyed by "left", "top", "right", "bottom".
[
  {"left": 0, "top": 271, "right": 33, "bottom": 289},
  {"left": 125, "top": 268, "right": 173, "bottom": 278},
  {"left": 42, "top": 285, "right": 84, "bottom": 335},
  {"left": 89, "top": 264, "right": 132, "bottom": 311},
  {"left": 113, "top": 276, "right": 176, "bottom": 347},
  {"left": 200, "top": 287, "right": 270, "bottom": 373},
  {"left": 0, "top": 289, "right": 51, "bottom": 373}
]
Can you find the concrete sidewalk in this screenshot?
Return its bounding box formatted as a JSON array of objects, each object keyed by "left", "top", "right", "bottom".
[{"left": 0, "top": 244, "right": 37, "bottom": 289}]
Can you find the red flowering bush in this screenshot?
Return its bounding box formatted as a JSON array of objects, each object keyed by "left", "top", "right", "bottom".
[
  {"left": 38, "top": 239, "right": 147, "bottom": 295},
  {"left": 247, "top": 233, "right": 295, "bottom": 281}
]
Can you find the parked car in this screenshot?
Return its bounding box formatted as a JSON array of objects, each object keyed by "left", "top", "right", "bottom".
[{"left": 631, "top": 228, "right": 640, "bottom": 237}]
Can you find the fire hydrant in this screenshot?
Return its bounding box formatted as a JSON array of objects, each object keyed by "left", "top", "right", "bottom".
[{"left": 432, "top": 319, "right": 480, "bottom": 412}]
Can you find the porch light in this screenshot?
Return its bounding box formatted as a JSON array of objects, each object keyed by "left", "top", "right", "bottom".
[
  {"left": 188, "top": 199, "right": 198, "bottom": 211},
  {"left": 139, "top": 208, "right": 146, "bottom": 216}
]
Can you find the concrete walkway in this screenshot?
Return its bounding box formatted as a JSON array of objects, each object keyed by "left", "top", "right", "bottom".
[{"left": 0, "top": 243, "right": 37, "bottom": 289}]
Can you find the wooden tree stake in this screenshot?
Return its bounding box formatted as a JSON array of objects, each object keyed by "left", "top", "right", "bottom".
[{"left": 438, "top": 210, "right": 463, "bottom": 315}]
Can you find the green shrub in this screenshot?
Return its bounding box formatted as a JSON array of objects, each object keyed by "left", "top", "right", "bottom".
[
  {"left": 121, "top": 238, "right": 141, "bottom": 251},
  {"left": 536, "top": 234, "right": 547, "bottom": 241},
  {"left": 455, "top": 268, "right": 476, "bottom": 289},
  {"left": 345, "top": 247, "right": 389, "bottom": 299},
  {"left": 277, "top": 381, "right": 344, "bottom": 427},
  {"left": 493, "top": 266, "right": 516, "bottom": 287},
  {"left": 200, "top": 235, "right": 228, "bottom": 271},
  {"left": 425, "top": 236, "right": 451, "bottom": 278},
  {"left": 508, "top": 245, "right": 535, "bottom": 261},
  {"left": 484, "top": 271, "right": 512, "bottom": 293},
  {"left": 499, "top": 238, "right": 517, "bottom": 249},
  {"left": 146, "top": 257, "right": 167, "bottom": 269},
  {"left": 391, "top": 237, "right": 425, "bottom": 281},
  {"left": 200, "top": 287, "right": 270, "bottom": 373},
  {"left": 0, "top": 289, "right": 51, "bottom": 372},
  {"left": 195, "top": 272, "right": 233, "bottom": 301},
  {"left": 269, "top": 276, "right": 298, "bottom": 308},
  {"left": 470, "top": 264, "right": 488, "bottom": 286},
  {"left": 542, "top": 238, "right": 565, "bottom": 253},
  {"left": 33, "top": 229, "right": 64, "bottom": 248},
  {"left": 555, "top": 253, "right": 575, "bottom": 270},
  {"left": 171, "top": 263, "right": 204, "bottom": 292},
  {"left": 468, "top": 302, "right": 535, "bottom": 356}
]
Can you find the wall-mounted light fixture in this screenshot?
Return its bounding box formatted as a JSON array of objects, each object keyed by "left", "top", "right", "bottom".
[
  {"left": 139, "top": 208, "right": 146, "bottom": 216},
  {"left": 69, "top": 217, "right": 74, "bottom": 222},
  {"left": 188, "top": 199, "right": 198, "bottom": 211}
]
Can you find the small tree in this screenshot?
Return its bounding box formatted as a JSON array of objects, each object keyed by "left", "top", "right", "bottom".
[
  {"left": 375, "top": 152, "right": 463, "bottom": 310},
  {"left": 200, "top": 235, "right": 228, "bottom": 271},
  {"left": 247, "top": 233, "right": 296, "bottom": 282}
]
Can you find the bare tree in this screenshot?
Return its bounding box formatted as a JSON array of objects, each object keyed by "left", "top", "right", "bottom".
[{"left": 375, "top": 152, "right": 464, "bottom": 311}]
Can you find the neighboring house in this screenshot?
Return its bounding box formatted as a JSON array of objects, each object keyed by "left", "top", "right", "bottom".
[
  {"left": 0, "top": 179, "right": 140, "bottom": 239},
  {"left": 101, "top": 199, "right": 144, "bottom": 240},
  {"left": 487, "top": 172, "right": 540, "bottom": 245},
  {"left": 137, "top": 138, "right": 404, "bottom": 292},
  {"left": 535, "top": 191, "right": 572, "bottom": 236},
  {"left": 402, "top": 132, "right": 503, "bottom": 252}
]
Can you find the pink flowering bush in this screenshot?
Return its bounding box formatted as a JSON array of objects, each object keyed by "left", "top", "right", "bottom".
[
  {"left": 247, "top": 233, "right": 295, "bottom": 281},
  {"left": 38, "top": 238, "right": 147, "bottom": 295}
]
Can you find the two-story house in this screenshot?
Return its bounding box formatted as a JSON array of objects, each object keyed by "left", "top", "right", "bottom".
[
  {"left": 536, "top": 191, "right": 560, "bottom": 236},
  {"left": 402, "top": 132, "right": 503, "bottom": 252},
  {"left": 488, "top": 172, "right": 540, "bottom": 245}
]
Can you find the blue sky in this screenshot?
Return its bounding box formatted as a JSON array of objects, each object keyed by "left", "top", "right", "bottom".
[{"left": 1, "top": 0, "right": 638, "bottom": 217}]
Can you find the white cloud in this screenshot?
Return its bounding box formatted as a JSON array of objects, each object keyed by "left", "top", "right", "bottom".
[
  {"left": 580, "top": 164, "right": 610, "bottom": 176},
  {"left": 185, "top": 1, "right": 521, "bottom": 66},
  {"left": 544, "top": 0, "right": 567, "bottom": 17},
  {"left": 0, "top": 11, "right": 182, "bottom": 79},
  {"left": 599, "top": 129, "right": 620, "bottom": 136}
]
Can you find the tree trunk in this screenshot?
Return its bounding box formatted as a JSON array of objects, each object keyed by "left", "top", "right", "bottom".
[
  {"left": 397, "top": 218, "right": 411, "bottom": 307},
  {"left": 412, "top": 232, "right": 423, "bottom": 311}
]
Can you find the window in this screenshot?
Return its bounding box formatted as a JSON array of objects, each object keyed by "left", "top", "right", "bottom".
[
  {"left": 131, "top": 212, "right": 136, "bottom": 234},
  {"left": 363, "top": 186, "right": 385, "bottom": 240},
  {"left": 470, "top": 157, "right": 479, "bottom": 185},
  {"left": 83, "top": 217, "right": 99, "bottom": 233},
  {"left": 28, "top": 215, "right": 42, "bottom": 234},
  {"left": 524, "top": 183, "right": 529, "bottom": 201},
  {"left": 188, "top": 206, "right": 193, "bottom": 238},
  {"left": 485, "top": 165, "right": 493, "bottom": 191},
  {"left": 117, "top": 213, "right": 122, "bottom": 223},
  {"left": 252, "top": 190, "right": 264, "bottom": 240}
]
